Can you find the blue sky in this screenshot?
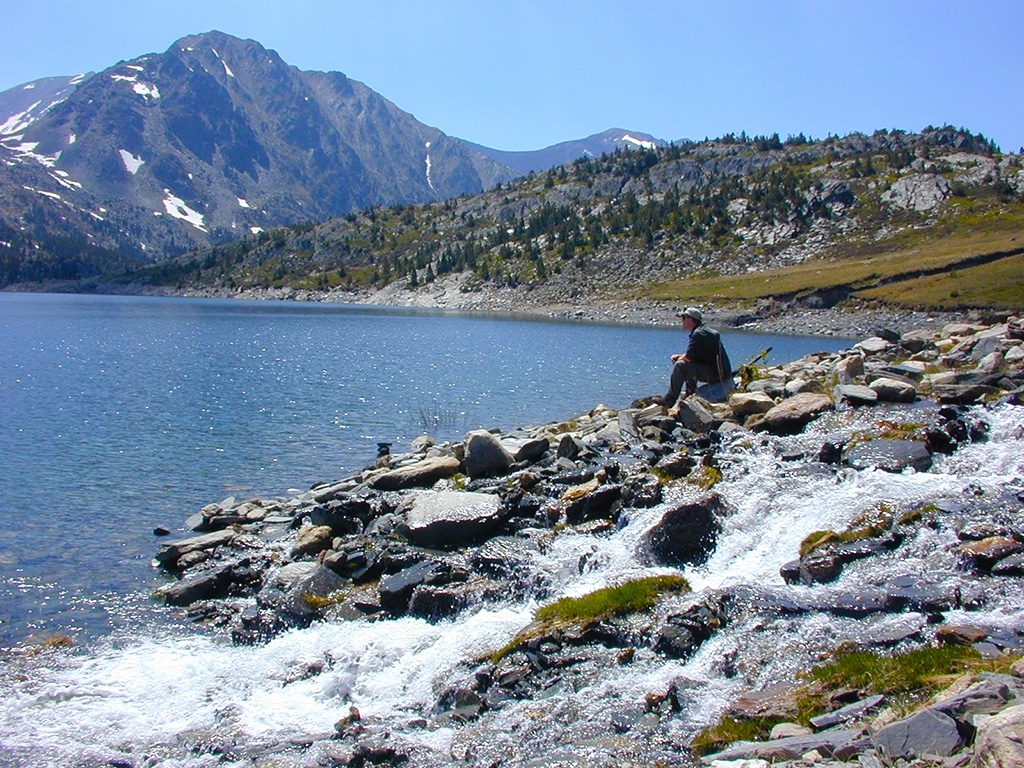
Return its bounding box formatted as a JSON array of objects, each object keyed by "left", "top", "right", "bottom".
[{"left": 3, "top": 0, "right": 1022, "bottom": 153}]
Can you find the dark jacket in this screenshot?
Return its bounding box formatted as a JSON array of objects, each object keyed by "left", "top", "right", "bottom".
[{"left": 686, "top": 324, "right": 732, "bottom": 383}]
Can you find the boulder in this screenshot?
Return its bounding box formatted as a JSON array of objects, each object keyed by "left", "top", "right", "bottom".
[
  {"left": 398, "top": 491, "right": 506, "bottom": 548},
  {"left": 756, "top": 393, "right": 834, "bottom": 435},
  {"left": 869, "top": 377, "right": 917, "bottom": 403},
  {"left": 156, "top": 563, "right": 257, "bottom": 606},
  {"left": 463, "top": 430, "right": 514, "bottom": 478},
  {"left": 871, "top": 708, "right": 964, "bottom": 760},
  {"left": 370, "top": 455, "right": 463, "bottom": 490},
  {"left": 728, "top": 391, "right": 776, "bottom": 419},
  {"left": 834, "top": 384, "right": 878, "bottom": 406},
  {"left": 833, "top": 355, "right": 865, "bottom": 384},
  {"left": 290, "top": 525, "right": 334, "bottom": 560},
  {"left": 674, "top": 397, "right": 718, "bottom": 432},
  {"left": 643, "top": 494, "right": 724, "bottom": 567},
  {"left": 260, "top": 562, "right": 346, "bottom": 620},
  {"left": 844, "top": 438, "right": 932, "bottom": 472},
  {"left": 563, "top": 484, "right": 622, "bottom": 525},
  {"left": 379, "top": 560, "right": 442, "bottom": 615}
]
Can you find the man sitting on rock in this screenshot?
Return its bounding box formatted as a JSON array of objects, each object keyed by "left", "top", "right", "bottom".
[{"left": 653, "top": 307, "right": 734, "bottom": 414}]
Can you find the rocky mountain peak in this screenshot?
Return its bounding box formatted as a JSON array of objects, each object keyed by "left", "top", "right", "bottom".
[{"left": 0, "top": 31, "right": 521, "bottom": 276}]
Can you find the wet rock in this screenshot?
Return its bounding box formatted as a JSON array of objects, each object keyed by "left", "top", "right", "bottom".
[
  {"left": 379, "top": 560, "right": 442, "bottom": 615},
  {"left": 643, "top": 494, "right": 723, "bottom": 567},
  {"left": 155, "top": 529, "right": 237, "bottom": 570},
  {"left": 398, "top": 490, "right": 506, "bottom": 548},
  {"left": 259, "top": 561, "right": 346, "bottom": 621},
  {"left": 156, "top": 562, "right": 258, "bottom": 606},
  {"left": 290, "top": 525, "right": 334, "bottom": 560},
  {"left": 655, "top": 450, "right": 697, "bottom": 478},
  {"left": 309, "top": 495, "right": 374, "bottom": 532},
  {"left": 654, "top": 593, "right": 726, "bottom": 659},
  {"left": 563, "top": 484, "right": 622, "bottom": 525},
  {"left": 370, "top": 455, "right": 463, "bottom": 490},
  {"left": 620, "top": 473, "right": 662, "bottom": 508},
  {"left": 843, "top": 438, "right": 932, "bottom": 472},
  {"left": 956, "top": 536, "right": 1024, "bottom": 572}
]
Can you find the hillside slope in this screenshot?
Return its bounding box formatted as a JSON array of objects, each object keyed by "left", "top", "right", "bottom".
[{"left": 120, "top": 128, "right": 1024, "bottom": 318}]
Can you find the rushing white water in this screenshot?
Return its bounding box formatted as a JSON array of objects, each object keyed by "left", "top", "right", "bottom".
[{"left": 2, "top": 403, "right": 1023, "bottom": 766}]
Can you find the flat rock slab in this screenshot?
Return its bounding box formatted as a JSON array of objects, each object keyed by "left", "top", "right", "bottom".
[
  {"left": 400, "top": 490, "right": 505, "bottom": 548},
  {"left": 369, "top": 456, "right": 462, "bottom": 490},
  {"left": 757, "top": 393, "right": 834, "bottom": 435},
  {"left": 844, "top": 439, "right": 932, "bottom": 473}
]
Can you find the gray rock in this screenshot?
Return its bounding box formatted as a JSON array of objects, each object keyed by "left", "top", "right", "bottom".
[
  {"left": 399, "top": 490, "right": 505, "bottom": 548},
  {"left": 643, "top": 494, "right": 723, "bottom": 567},
  {"left": 369, "top": 455, "right": 463, "bottom": 490},
  {"left": 931, "top": 677, "right": 1018, "bottom": 721},
  {"left": 809, "top": 694, "right": 884, "bottom": 730},
  {"left": 871, "top": 707, "right": 964, "bottom": 760},
  {"left": 844, "top": 438, "right": 932, "bottom": 472},
  {"left": 261, "top": 562, "right": 346, "bottom": 619},
  {"left": 705, "top": 726, "right": 863, "bottom": 763},
  {"left": 674, "top": 397, "right": 717, "bottom": 432},
  {"left": 155, "top": 529, "right": 237, "bottom": 569},
  {"left": 835, "top": 384, "right": 879, "bottom": 406},
  {"left": 156, "top": 563, "right": 255, "bottom": 606},
  {"left": 463, "top": 429, "right": 514, "bottom": 478},
  {"left": 756, "top": 392, "right": 834, "bottom": 435}
]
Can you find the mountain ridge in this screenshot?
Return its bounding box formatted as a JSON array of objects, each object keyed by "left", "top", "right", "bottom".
[{"left": 0, "top": 31, "right": 671, "bottom": 286}]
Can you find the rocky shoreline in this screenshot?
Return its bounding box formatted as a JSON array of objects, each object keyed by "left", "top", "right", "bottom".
[
  {"left": 23, "top": 270, "right": 977, "bottom": 340},
  {"left": 151, "top": 314, "right": 1024, "bottom": 767}
]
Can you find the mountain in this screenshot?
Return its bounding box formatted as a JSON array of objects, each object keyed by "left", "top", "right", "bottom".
[
  {"left": 465, "top": 128, "right": 667, "bottom": 174},
  {"left": 0, "top": 31, "right": 522, "bottom": 283}
]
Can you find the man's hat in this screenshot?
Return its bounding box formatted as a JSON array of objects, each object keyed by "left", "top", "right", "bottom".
[{"left": 678, "top": 307, "right": 702, "bottom": 323}]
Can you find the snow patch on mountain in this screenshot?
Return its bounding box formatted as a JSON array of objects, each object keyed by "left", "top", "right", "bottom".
[
  {"left": 161, "top": 191, "right": 206, "bottom": 231},
  {"left": 621, "top": 134, "right": 657, "bottom": 150},
  {"left": 119, "top": 150, "right": 145, "bottom": 175}
]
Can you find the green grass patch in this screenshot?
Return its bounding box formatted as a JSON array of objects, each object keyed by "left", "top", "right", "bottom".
[
  {"left": 535, "top": 574, "right": 691, "bottom": 623},
  {"left": 491, "top": 574, "right": 690, "bottom": 663},
  {"left": 858, "top": 252, "right": 1024, "bottom": 309},
  {"left": 689, "top": 716, "right": 779, "bottom": 757},
  {"left": 796, "top": 644, "right": 986, "bottom": 715},
  {"left": 636, "top": 210, "right": 1024, "bottom": 311}
]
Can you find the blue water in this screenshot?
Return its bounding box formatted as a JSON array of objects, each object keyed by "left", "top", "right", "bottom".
[{"left": 0, "top": 292, "right": 848, "bottom": 647}]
